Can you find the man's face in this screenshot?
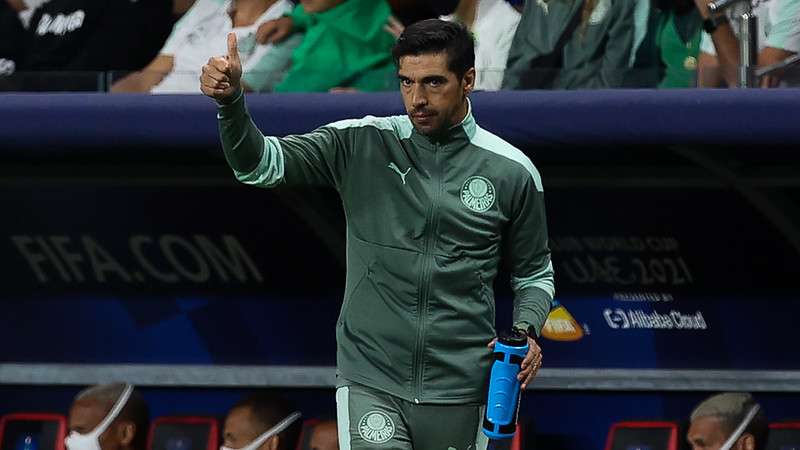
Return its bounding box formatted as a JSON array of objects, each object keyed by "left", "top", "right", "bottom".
[
  {"left": 398, "top": 52, "right": 474, "bottom": 136},
  {"left": 223, "top": 407, "right": 273, "bottom": 450},
  {"left": 68, "top": 399, "right": 120, "bottom": 450},
  {"left": 299, "top": 0, "right": 345, "bottom": 13},
  {"left": 308, "top": 421, "right": 338, "bottom": 450},
  {"left": 687, "top": 416, "right": 748, "bottom": 450}
]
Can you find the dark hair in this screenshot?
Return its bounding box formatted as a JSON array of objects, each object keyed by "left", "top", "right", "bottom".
[
  {"left": 691, "top": 393, "right": 769, "bottom": 450},
  {"left": 391, "top": 19, "right": 475, "bottom": 78},
  {"left": 231, "top": 392, "right": 301, "bottom": 450},
  {"left": 75, "top": 384, "right": 149, "bottom": 450},
  {"left": 119, "top": 390, "right": 149, "bottom": 450}
]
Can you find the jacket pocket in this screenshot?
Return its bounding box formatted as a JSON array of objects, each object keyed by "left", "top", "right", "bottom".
[
  {"left": 477, "top": 270, "right": 496, "bottom": 320},
  {"left": 338, "top": 261, "right": 371, "bottom": 326}
]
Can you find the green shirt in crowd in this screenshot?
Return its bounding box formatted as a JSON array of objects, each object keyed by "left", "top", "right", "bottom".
[
  {"left": 657, "top": 9, "right": 702, "bottom": 88},
  {"left": 275, "top": 0, "right": 397, "bottom": 92}
]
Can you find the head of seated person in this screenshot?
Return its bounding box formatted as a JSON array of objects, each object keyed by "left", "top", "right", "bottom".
[
  {"left": 222, "top": 392, "right": 302, "bottom": 450},
  {"left": 66, "top": 383, "right": 149, "bottom": 450},
  {"left": 687, "top": 392, "right": 768, "bottom": 450},
  {"left": 306, "top": 420, "right": 338, "bottom": 450}
]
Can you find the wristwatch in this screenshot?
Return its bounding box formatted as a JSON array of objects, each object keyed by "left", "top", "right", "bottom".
[
  {"left": 703, "top": 15, "right": 728, "bottom": 34},
  {"left": 512, "top": 324, "right": 536, "bottom": 339}
]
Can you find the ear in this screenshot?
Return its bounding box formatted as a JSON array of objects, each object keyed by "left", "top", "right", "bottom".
[
  {"left": 119, "top": 422, "right": 136, "bottom": 447},
  {"left": 462, "top": 67, "right": 476, "bottom": 95},
  {"left": 740, "top": 433, "right": 756, "bottom": 450}
]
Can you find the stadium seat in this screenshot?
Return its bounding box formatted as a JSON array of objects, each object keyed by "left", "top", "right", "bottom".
[
  {"left": 0, "top": 413, "right": 67, "bottom": 450},
  {"left": 510, "top": 422, "right": 524, "bottom": 450},
  {"left": 147, "top": 417, "right": 219, "bottom": 450},
  {"left": 604, "top": 421, "right": 680, "bottom": 450},
  {"left": 766, "top": 421, "right": 800, "bottom": 450}
]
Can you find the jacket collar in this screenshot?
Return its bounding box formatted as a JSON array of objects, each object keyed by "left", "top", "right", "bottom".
[{"left": 410, "top": 98, "right": 477, "bottom": 152}]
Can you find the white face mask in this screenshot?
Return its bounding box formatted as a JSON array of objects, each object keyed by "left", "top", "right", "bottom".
[
  {"left": 719, "top": 404, "right": 761, "bottom": 450},
  {"left": 220, "top": 412, "right": 302, "bottom": 450},
  {"left": 65, "top": 384, "right": 135, "bottom": 450}
]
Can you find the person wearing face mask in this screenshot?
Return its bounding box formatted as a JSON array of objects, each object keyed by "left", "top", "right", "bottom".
[
  {"left": 222, "top": 392, "right": 302, "bottom": 450},
  {"left": 65, "top": 384, "right": 149, "bottom": 450},
  {"left": 687, "top": 392, "right": 768, "bottom": 450}
]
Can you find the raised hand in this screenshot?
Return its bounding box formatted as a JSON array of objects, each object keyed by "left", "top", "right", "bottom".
[
  {"left": 255, "top": 16, "right": 294, "bottom": 45},
  {"left": 200, "top": 32, "right": 243, "bottom": 103}
]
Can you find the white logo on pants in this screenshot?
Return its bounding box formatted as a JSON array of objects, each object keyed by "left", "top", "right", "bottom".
[{"left": 358, "top": 411, "right": 395, "bottom": 444}]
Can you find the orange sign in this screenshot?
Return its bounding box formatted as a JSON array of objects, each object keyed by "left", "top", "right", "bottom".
[{"left": 541, "top": 304, "right": 585, "bottom": 341}]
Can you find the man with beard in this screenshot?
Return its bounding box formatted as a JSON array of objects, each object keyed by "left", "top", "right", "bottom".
[{"left": 202, "top": 19, "right": 553, "bottom": 449}]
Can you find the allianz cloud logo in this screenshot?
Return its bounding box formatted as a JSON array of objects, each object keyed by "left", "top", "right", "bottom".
[{"left": 603, "top": 308, "right": 707, "bottom": 330}]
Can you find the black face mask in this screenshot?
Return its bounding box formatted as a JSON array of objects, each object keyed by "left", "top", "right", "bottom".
[
  {"left": 390, "top": 0, "right": 461, "bottom": 25},
  {"left": 653, "top": 0, "right": 695, "bottom": 14}
]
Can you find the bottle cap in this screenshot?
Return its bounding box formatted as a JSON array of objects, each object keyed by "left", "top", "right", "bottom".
[{"left": 498, "top": 329, "right": 528, "bottom": 347}]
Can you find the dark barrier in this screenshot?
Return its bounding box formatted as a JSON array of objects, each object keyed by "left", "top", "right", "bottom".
[
  {"left": 1, "top": 90, "right": 799, "bottom": 388},
  {"left": 2, "top": 89, "right": 800, "bottom": 152}
]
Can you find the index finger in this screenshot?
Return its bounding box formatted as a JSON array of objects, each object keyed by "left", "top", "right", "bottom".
[{"left": 521, "top": 339, "right": 541, "bottom": 369}]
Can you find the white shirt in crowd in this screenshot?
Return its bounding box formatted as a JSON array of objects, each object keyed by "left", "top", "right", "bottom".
[
  {"left": 442, "top": 0, "right": 521, "bottom": 91},
  {"left": 699, "top": 0, "right": 800, "bottom": 56},
  {"left": 152, "top": 0, "right": 293, "bottom": 94},
  {"left": 19, "top": 0, "right": 50, "bottom": 28}
]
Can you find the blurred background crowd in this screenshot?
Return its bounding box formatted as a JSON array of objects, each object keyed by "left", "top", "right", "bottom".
[{"left": 0, "top": 0, "right": 797, "bottom": 93}]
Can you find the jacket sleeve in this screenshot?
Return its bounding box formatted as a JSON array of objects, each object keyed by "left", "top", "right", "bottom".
[
  {"left": 216, "top": 91, "right": 350, "bottom": 190},
  {"left": 586, "top": 0, "right": 637, "bottom": 88},
  {"left": 506, "top": 170, "right": 555, "bottom": 337}
]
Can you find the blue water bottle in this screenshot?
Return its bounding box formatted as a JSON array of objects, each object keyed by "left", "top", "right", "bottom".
[{"left": 483, "top": 329, "right": 529, "bottom": 440}]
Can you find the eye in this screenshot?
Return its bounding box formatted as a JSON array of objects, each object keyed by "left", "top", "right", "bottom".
[{"left": 400, "top": 78, "right": 412, "bottom": 87}]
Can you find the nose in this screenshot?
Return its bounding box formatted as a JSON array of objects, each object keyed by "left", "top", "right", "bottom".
[{"left": 411, "top": 85, "right": 427, "bottom": 109}]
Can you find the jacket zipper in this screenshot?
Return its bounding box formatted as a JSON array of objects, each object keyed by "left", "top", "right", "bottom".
[{"left": 413, "top": 144, "right": 442, "bottom": 403}]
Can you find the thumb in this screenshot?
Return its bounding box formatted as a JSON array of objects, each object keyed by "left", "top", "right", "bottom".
[{"left": 227, "top": 32, "right": 240, "bottom": 64}]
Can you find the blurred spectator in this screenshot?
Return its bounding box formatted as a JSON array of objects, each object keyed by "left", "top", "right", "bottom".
[
  {"left": 632, "top": 0, "right": 703, "bottom": 87},
  {"left": 7, "top": 0, "right": 50, "bottom": 28},
  {"left": 502, "top": 0, "right": 637, "bottom": 89},
  {"left": 387, "top": 0, "right": 459, "bottom": 25},
  {"left": 222, "top": 392, "right": 302, "bottom": 450},
  {"left": 299, "top": 420, "right": 338, "bottom": 450},
  {"left": 441, "top": 0, "right": 521, "bottom": 90},
  {"left": 16, "top": 0, "right": 173, "bottom": 91},
  {"left": 66, "top": 383, "right": 149, "bottom": 450},
  {"left": 256, "top": 0, "right": 398, "bottom": 92},
  {"left": 0, "top": 1, "right": 25, "bottom": 76},
  {"left": 694, "top": 0, "right": 800, "bottom": 87},
  {"left": 113, "top": 0, "right": 296, "bottom": 94},
  {"left": 687, "top": 392, "right": 768, "bottom": 450}
]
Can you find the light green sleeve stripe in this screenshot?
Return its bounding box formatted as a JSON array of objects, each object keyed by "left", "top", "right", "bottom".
[
  {"left": 470, "top": 127, "right": 544, "bottom": 191},
  {"left": 335, "top": 387, "right": 351, "bottom": 450},
  {"left": 327, "top": 115, "right": 413, "bottom": 139},
  {"left": 234, "top": 136, "right": 285, "bottom": 187},
  {"left": 511, "top": 259, "right": 555, "bottom": 299}
]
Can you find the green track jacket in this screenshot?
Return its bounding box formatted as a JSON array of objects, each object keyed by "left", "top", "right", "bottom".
[{"left": 217, "top": 92, "right": 555, "bottom": 404}]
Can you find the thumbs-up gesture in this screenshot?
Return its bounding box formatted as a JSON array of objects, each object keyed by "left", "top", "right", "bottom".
[{"left": 201, "top": 32, "right": 243, "bottom": 103}]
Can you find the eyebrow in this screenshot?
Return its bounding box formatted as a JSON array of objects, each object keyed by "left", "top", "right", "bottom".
[
  {"left": 397, "top": 75, "right": 448, "bottom": 83},
  {"left": 422, "top": 75, "right": 447, "bottom": 83}
]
